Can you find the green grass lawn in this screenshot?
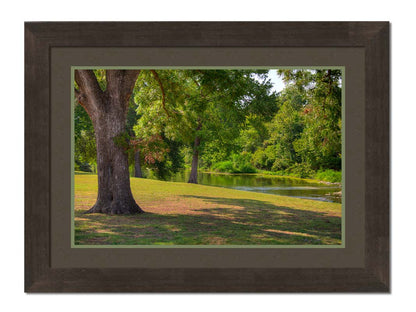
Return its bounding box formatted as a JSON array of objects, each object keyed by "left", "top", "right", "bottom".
[{"left": 74, "top": 173, "right": 342, "bottom": 246}]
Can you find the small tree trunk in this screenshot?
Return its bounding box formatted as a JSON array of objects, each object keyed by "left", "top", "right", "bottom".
[
  {"left": 134, "top": 150, "right": 142, "bottom": 178},
  {"left": 188, "top": 136, "right": 200, "bottom": 184}
]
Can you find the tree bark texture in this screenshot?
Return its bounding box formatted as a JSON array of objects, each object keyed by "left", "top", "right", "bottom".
[
  {"left": 134, "top": 150, "right": 142, "bottom": 178},
  {"left": 75, "top": 69, "right": 144, "bottom": 214}
]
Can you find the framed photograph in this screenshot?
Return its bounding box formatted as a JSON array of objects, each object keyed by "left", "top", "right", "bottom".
[{"left": 25, "top": 22, "right": 389, "bottom": 292}]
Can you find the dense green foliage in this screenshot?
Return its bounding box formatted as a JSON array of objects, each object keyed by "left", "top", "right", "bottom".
[
  {"left": 74, "top": 69, "right": 342, "bottom": 183},
  {"left": 74, "top": 103, "right": 96, "bottom": 172},
  {"left": 241, "top": 69, "right": 342, "bottom": 181},
  {"left": 133, "top": 70, "right": 276, "bottom": 169},
  {"left": 211, "top": 153, "right": 256, "bottom": 174}
]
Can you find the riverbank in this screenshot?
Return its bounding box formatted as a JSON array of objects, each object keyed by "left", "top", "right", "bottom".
[
  {"left": 74, "top": 174, "right": 342, "bottom": 246},
  {"left": 259, "top": 171, "right": 342, "bottom": 186},
  {"left": 201, "top": 170, "right": 341, "bottom": 186}
]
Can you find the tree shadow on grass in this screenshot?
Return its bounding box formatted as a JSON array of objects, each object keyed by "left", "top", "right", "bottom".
[
  {"left": 183, "top": 195, "right": 341, "bottom": 238},
  {"left": 74, "top": 195, "right": 341, "bottom": 246}
]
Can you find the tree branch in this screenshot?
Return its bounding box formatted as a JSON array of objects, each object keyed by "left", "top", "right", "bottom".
[
  {"left": 74, "top": 70, "right": 104, "bottom": 114},
  {"left": 150, "top": 70, "right": 171, "bottom": 117},
  {"left": 122, "top": 70, "right": 141, "bottom": 103},
  {"left": 190, "top": 76, "right": 209, "bottom": 102},
  {"left": 106, "top": 70, "right": 141, "bottom": 103},
  {"left": 74, "top": 86, "right": 93, "bottom": 117}
]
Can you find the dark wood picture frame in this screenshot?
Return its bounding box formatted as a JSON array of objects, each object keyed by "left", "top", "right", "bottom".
[{"left": 25, "top": 22, "right": 390, "bottom": 292}]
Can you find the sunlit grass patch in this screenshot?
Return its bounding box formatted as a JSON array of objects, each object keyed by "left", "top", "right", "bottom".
[{"left": 74, "top": 174, "right": 342, "bottom": 246}]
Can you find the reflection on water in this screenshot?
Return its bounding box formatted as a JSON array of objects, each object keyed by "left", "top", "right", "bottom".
[{"left": 170, "top": 171, "right": 342, "bottom": 203}]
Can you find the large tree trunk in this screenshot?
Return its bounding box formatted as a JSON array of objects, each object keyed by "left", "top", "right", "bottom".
[
  {"left": 134, "top": 150, "right": 142, "bottom": 178},
  {"left": 75, "top": 69, "right": 144, "bottom": 215},
  {"left": 188, "top": 135, "right": 200, "bottom": 184}
]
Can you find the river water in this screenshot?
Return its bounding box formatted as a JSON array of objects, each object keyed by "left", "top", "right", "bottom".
[{"left": 170, "top": 171, "right": 342, "bottom": 203}]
